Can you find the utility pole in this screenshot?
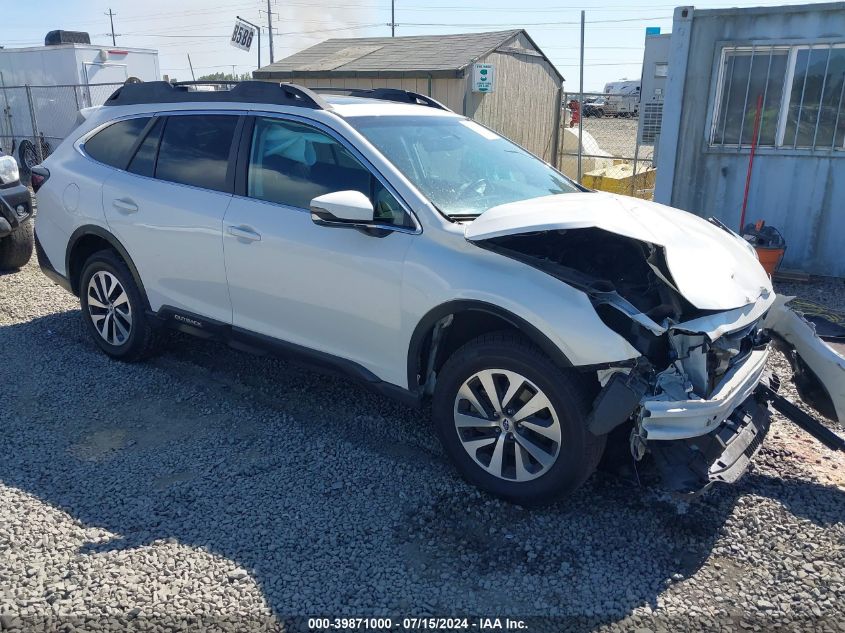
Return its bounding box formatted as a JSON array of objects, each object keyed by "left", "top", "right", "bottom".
[
  {"left": 577, "top": 10, "right": 585, "bottom": 184},
  {"left": 391, "top": 0, "right": 395, "bottom": 37},
  {"left": 105, "top": 8, "right": 117, "bottom": 46},
  {"left": 267, "top": 0, "right": 275, "bottom": 64}
]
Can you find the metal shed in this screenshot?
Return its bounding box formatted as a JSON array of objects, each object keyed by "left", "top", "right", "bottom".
[
  {"left": 253, "top": 30, "right": 564, "bottom": 164},
  {"left": 655, "top": 3, "right": 845, "bottom": 276}
]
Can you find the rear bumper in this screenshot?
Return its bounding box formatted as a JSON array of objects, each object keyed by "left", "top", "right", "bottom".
[
  {"left": 35, "top": 230, "right": 72, "bottom": 293},
  {"left": 641, "top": 348, "right": 770, "bottom": 441}
]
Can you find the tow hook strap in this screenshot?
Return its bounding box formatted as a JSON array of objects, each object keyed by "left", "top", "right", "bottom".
[{"left": 757, "top": 383, "right": 845, "bottom": 452}]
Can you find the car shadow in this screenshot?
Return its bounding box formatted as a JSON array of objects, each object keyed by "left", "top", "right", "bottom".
[{"left": 2, "top": 309, "right": 844, "bottom": 631}]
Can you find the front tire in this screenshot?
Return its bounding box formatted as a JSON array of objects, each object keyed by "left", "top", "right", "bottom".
[
  {"left": 433, "top": 332, "right": 605, "bottom": 506},
  {"left": 79, "top": 250, "right": 158, "bottom": 361},
  {"left": 0, "top": 219, "right": 34, "bottom": 270}
]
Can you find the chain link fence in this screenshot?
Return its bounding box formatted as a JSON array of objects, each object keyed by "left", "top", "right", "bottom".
[
  {"left": 0, "top": 82, "right": 124, "bottom": 175},
  {"left": 558, "top": 91, "right": 664, "bottom": 200}
]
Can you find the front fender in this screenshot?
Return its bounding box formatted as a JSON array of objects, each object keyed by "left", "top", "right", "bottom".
[{"left": 401, "top": 232, "right": 641, "bottom": 387}]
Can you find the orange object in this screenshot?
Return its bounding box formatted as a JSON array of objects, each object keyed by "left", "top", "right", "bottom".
[
  {"left": 755, "top": 246, "right": 785, "bottom": 276},
  {"left": 568, "top": 99, "right": 580, "bottom": 128}
]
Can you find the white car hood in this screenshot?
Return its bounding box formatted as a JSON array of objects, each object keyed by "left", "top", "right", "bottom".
[{"left": 465, "top": 192, "right": 773, "bottom": 311}]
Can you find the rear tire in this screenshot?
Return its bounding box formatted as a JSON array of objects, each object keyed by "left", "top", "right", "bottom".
[
  {"left": 79, "top": 250, "right": 158, "bottom": 362},
  {"left": 18, "top": 140, "right": 37, "bottom": 176},
  {"left": 0, "top": 219, "right": 34, "bottom": 270},
  {"left": 432, "top": 331, "right": 605, "bottom": 506}
]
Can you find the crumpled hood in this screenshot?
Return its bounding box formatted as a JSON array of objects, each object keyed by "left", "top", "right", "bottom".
[{"left": 465, "top": 192, "right": 773, "bottom": 311}]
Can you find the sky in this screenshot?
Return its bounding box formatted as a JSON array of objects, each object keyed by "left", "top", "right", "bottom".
[{"left": 1, "top": 0, "right": 839, "bottom": 91}]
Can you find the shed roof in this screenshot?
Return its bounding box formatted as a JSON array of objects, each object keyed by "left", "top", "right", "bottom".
[{"left": 253, "top": 29, "right": 562, "bottom": 81}]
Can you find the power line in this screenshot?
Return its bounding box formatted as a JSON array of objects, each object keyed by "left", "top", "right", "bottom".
[
  {"left": 123, "top": 23, "right": 382, "bottom": 39},
  {"left": 393, "top": 16, "right": 669, "bottom": 27}
]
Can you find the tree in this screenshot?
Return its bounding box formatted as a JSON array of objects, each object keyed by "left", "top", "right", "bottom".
[{"left": 196, "top": 71, "right": 253, "bottom": 82}]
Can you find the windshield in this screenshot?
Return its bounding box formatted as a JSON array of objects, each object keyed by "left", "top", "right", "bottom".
[{"left": 348, "top": 115, "right": 579, "bottom": 218}]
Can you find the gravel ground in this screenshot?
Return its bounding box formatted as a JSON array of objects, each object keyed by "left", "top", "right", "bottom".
[{"left": 1, "top": 259, "right": 844, "bottom": 632}]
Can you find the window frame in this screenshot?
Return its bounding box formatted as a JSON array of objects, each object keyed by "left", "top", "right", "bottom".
[
  {"left": 78, "top": 115, "right": 155, "bottom": 170},
  {"left": 78, "top": 110, "right": 246, "bottom": 194},
  {"left": 234, "top": 112, "right": 421, "bottom": 235},
  {"left": 777, "top": 43, "right": 845, "bottom": 149},
  {"left": 709, "top": 40, "right": 845, "bottom": 152},
  {"left": 149, "top": 111, "right": 245, "bottom": 194}
]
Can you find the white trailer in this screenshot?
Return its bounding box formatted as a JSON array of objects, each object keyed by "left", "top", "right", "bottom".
[
  {"left": 0, "top": 41, "right": 159, "bottom": 171},
  {"left": 603, "top": 80, "right": 641, "bottom": 117},
  {"left": 0, "top": 42, "right": 159, "bottom": 88}
]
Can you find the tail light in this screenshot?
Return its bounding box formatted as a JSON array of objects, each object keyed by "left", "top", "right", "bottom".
[{"left": 30, "top": 166, "right": 50, "bottom": 193}]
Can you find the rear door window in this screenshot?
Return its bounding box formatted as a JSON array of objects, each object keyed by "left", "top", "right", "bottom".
[
  {"left": 84, "top": 117, "right": 150, "bottom": 168},
  {"left": 155, "top": 115, "right": 238, "bottom": 193}
]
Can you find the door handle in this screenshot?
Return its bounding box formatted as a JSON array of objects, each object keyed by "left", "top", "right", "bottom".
[
  {"left": 227, "top": 225, "right": 262, "bottom": 242},
  {"left": 112, "top": 198, "right": 138, "bottom": 214}
]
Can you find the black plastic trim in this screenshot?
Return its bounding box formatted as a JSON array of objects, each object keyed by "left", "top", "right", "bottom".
[
  {"left": 309, "top": 87, "right": 449, "bottom": 111},
  {"left": 233, "top": 116, "right": 255, "bottom": 198},
  {"left": 0, "top": 183, "right": 33, "bottom": 231},
  {"left": 406, "top": 300, "right": 574, "bottom": 391},
  {"left": 104, "top": 81, "right": 327, "bottom": 110},
  {"left": 152, "top": 305, "right": 422, "bottom": 408},
  {"left": 35, "top": 231, "right": 73, "bottom": 293},
  {"left": 122, "top": 116, "right": 158, "bottom": 170},
  {"left": 65, "top": 225, "right": 149, "bottom": 302}
]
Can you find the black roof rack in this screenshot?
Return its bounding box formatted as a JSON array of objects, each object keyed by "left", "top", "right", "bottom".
[
  {"left": 309, "top": 87, "right": 449, "bottom": 111},
  {"left": 103, "top": 80, "right": 328, "bottom": 109}
]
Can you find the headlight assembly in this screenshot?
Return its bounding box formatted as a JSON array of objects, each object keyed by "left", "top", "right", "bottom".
[{"left": 0, "top": 156, "right": 20, "bottom": 185}]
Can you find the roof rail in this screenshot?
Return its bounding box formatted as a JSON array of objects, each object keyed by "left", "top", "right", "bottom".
[
  {"left": 309, "top": 87, "right": 449, "bottom": 111},
  {"left": 103, "top": 80, "right": 329, "bottom": 110}
]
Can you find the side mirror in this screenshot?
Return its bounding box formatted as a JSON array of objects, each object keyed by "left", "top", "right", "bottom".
[{"left": 310, "top": 190, "right": 374, "bottom": 226}]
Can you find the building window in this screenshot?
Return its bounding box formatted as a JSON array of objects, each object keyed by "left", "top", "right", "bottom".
[
  {"left": 710, "top": 44, "right": 845, "bottom": 150},
  {"left": 783, "top": 46, "right": 845, "bottom": 148},
  {"left": 655, "top": 63, "right": 668, "bottom": 78}
]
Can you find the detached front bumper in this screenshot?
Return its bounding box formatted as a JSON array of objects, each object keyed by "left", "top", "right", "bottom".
[
  {"left": 640, "top": 348, "right": 770, "bottom": 441},
  {"left": 649, "top": 390, "right": 771, "bottom": 493},
  {"left": 635, "top": 347, "right": 773, "bottom": 494}
]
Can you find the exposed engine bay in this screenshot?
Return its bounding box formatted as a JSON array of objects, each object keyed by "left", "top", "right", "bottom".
[
  {"left": 475, "top": 226, "right": 845, "bottom": 494},
  {"left": 479, "top": 227, "right": 767, "bottom": 388}
]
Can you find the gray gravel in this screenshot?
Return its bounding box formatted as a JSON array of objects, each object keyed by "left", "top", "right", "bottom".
[
  {"left": 1, "top": 260, "right": 844, "bottom": 632},
  {"left": 778, "top": 277, "right": 845, "bottom": 314}
]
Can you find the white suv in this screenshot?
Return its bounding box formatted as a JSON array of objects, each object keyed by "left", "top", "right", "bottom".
[{"left": 34, "top": 81, "right": 778, "bottom": 505}]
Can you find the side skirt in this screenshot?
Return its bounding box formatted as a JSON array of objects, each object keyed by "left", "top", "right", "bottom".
[{"left": 150, "top": 305, "right": 422, "bottom": 409}]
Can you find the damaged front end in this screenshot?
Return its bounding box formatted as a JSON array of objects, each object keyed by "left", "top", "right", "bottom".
[
  {"left": 467, "top": 194, "right": 844, "bottom": 494},
  {"left": 478, "top": 228, "right": 775, "bottom": 493}
]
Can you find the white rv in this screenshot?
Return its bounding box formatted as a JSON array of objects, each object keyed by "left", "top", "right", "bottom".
[
  {"left": 0, "top": 32, "right": 159, "bottom": 171},
  {"left": 603, "top": 80, "right": 641, "bottom": 117}
]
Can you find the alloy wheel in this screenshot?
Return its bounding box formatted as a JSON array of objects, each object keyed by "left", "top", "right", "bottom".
[
  {"left": 453, "top": 369, "right": 562, "bottom": 482},
  {"left": 87, "top": 271, "right": 132, "bottom": 346}
]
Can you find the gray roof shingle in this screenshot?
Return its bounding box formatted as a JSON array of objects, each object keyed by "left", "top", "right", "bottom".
[{"left": 254, "top": 30, "right": 528, "bottom": 79}]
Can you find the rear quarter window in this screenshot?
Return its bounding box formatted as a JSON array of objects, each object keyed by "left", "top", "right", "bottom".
[{"left": 84, "top": 117, "right": 150, "bottom": 168}]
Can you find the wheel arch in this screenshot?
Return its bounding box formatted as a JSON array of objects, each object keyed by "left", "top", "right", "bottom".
[
  {"left": 66, "top": 225, "right": 148, "bottom": 306},
  {"left": 407, "top": 300, "right": 573, "bottom": 394}
]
